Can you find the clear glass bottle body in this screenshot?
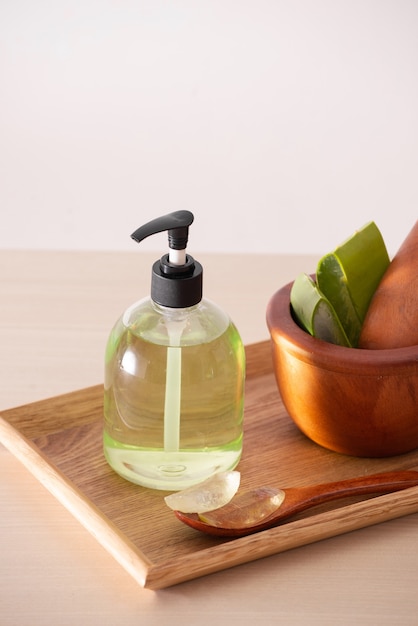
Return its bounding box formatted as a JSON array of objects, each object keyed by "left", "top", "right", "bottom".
[{"left": 103, "top": 297, "right": 245, "bottom": 490}]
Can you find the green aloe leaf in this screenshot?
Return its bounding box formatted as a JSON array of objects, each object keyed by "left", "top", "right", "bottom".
[
  {"left": 290, "top": 273, "right": 352, "bottom": 347},
  {"left": 316, "top": 222, "right": 390, "bottom": 347}
]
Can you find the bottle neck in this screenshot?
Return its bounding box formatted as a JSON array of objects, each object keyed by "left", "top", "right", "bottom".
[{"left": 151, "top": 300, "right": 200, "bottom": 320}]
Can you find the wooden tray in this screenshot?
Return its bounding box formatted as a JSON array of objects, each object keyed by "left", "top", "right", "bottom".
[{"left": 1, "top": 341, "right": 418, "bottom": 590}]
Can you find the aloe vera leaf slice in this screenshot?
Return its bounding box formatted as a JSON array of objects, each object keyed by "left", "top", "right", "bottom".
[
  {"left": 316, "top": 222, "right": 390, "bottom": 347},
  {"left": 290, "top": 273, "right": 352, "bottom": 347}
]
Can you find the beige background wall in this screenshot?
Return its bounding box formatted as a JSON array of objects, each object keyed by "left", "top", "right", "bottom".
[{"left": 1, "top": 0, "right": 417, "bottom": 256}]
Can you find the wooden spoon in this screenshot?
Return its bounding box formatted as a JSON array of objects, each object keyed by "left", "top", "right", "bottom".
[{"left": 173, "top": 470, "right": 418, "bottom": 537}]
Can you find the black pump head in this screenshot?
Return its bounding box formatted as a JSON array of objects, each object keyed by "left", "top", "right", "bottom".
[
  {"left": 131, "top": 210, "right": 202, "bottom": 308},
  {"left": 131, "top": 210, "right": 194, "bottom": 251}
]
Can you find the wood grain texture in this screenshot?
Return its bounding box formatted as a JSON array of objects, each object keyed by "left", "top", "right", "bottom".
[{"left": 1, "top": 341, "right": 418, "bottom": 589}]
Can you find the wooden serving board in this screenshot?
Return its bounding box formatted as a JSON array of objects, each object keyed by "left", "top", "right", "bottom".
[{"left": 1, "top": 341, "right": 418, "bottom": 590}]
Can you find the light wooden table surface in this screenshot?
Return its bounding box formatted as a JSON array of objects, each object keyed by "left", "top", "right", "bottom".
[{"left": 1, "top": 250, "right": 417, "bottom": 626}]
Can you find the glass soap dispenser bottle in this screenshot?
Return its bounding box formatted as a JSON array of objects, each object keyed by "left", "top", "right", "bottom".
[{"left": 103, "top": 210, "right": 245, "bottom": 490}]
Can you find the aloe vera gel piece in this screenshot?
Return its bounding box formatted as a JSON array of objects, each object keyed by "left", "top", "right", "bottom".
[
  {"left": 290, "top": 273, "right": 351, "bottom": 347},
  {"left": 316, "top": 222, "right": 390, "bottom": 346}
]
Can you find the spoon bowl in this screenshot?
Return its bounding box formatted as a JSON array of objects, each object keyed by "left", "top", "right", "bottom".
[{"left": 173, "top": 470, "right": 418, "bottom": 537}]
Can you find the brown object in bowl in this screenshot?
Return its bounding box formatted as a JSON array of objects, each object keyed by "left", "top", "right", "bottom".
[
  {"left": 266, "top": 281, "right": 418, "bottom": 458},
  {"left": 359, "top": 219, "right": 418, "bottom": 349}
]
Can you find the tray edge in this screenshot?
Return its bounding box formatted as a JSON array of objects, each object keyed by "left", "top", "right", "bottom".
[
  {"left": 0, "top": 416, "right": 155, "bottom": 588},
  {"left": 145, "top": 484, "right": 418, "bottom": 589}
]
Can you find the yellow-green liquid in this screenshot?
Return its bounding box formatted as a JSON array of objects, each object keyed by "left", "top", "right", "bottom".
[{"left": 104, "top": 322, "right": 245, "bottom": 490}]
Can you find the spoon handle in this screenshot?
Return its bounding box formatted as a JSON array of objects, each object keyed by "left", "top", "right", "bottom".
[{"left": 282, "top": 470, "right": 418, "bottom": 518}]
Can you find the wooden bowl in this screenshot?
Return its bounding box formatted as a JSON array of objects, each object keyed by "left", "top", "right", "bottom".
[{"left": 266, "top": 281, "right": 418, "bottom": 457}]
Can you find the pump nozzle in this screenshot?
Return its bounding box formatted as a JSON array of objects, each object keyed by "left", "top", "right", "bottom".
[
  {"left": 130, "top": 210, "right": 202, "bottom": 308},
  {"left": 131, "top": 210, "right": 193, "bottom": 261}
]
